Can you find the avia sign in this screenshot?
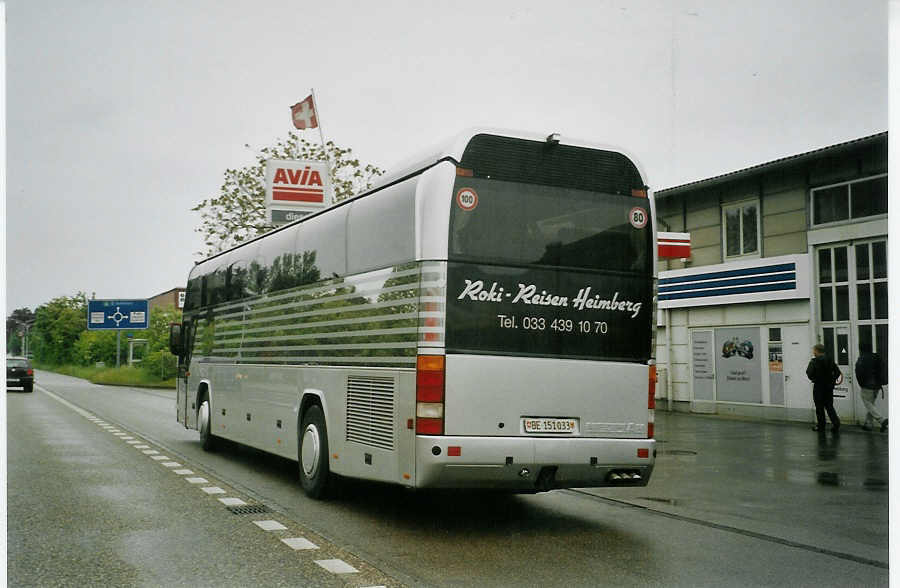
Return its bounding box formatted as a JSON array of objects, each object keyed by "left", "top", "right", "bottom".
[{"left": 265, "top": 159, "right": 333, "bottom": 225}]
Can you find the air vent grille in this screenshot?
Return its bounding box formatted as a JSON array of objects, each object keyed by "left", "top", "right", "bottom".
[{"left": 346, "top": 376, "right": 395, "bottom": 451}]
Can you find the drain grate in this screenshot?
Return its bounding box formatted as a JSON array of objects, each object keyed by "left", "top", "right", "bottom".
[
  {"left": 226, "top": 504, "right": 272, "bottom": 515},
  {"left": 662, "top": 449, "right": 698, "bottom": 456}
]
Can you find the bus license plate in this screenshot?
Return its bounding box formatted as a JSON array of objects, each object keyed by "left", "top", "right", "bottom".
[{"left": 523, "top": 418, "right": 578, "bottom": 434}]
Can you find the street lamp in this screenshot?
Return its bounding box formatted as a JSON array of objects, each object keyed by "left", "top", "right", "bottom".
[{"left": 10, "top": 319, "right": 35, "bottom": 357}]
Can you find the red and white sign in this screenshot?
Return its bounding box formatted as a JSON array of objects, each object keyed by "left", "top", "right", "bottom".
[
  {"left": 456, "top": 187, "right": 478, "bottom": 211},
  {"left": 265, "top": 159, "right": 332, "bottom": 224},
  {"left": 629, "top": 206, "right": 648, "bottom": 229},
  {"left": 657, "top": 231, "right": 691, "bottom": 259},
  {"left": 291, "top": 95, "right": 318, "bottom": 130}
]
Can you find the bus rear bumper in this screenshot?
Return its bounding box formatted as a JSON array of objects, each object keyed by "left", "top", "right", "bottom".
[{"left": 414, "top": 436, "right": 655, "bottom": 491}]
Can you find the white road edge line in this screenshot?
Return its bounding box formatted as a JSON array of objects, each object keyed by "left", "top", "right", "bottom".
[{"left": 37, "top": 385, "right": 99, "bottom": 419}]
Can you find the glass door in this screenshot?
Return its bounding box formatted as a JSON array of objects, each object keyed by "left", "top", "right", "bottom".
[
  {"left": 816, "top": 239, "right": 888, "bottom": 422},
  {"left": 817, "top": 245, "right": 854, "bottom": 420},
  {"left": 822, "top": 325, "right": 854, "bottom": 420},
  {"left": 852, "top": 240, "right": 889, "bottom": 418}
]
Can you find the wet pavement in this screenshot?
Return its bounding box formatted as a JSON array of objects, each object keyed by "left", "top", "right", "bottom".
[
  {"left": 8, "top": 372, "right": 890, "bottom": 586},
  {"left": 587, "top": 410, "right": 890, "bottom": 567}
]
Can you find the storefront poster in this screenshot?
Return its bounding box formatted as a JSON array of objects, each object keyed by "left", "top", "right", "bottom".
[
  {"left": 715, "top": 327, "right": 762, "bottom": 403},
  {"left": 691, "top": 330, "right": 715, "bottom": 401}
]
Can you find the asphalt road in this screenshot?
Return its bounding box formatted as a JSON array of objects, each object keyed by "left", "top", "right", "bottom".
[{"left": 7, "top": 370, "right": 889, "bottom": 587}]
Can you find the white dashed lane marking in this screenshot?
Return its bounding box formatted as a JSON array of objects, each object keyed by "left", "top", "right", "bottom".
[
  {"left": 253, "top": 520, "right": 287, "bottom": 531},
  {"left": 37, "top": 384, "right": 397, "bottom": 585},
  {"left": 218, "top": 497, "right": 246, "bottom": 506},
  {"left": 281, "top": 537, "right": 319, "bottom": 550},
  {"left": 315, "top": 559, "right": 359, "bottom": 574}
]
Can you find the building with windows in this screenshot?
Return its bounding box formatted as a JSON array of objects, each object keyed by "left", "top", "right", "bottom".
[
  {"left": 148, "top": 287, "right": 185, "bottom": 313},
  {"left": 654, "top": 132, "right": 887, "bottom": 424}
]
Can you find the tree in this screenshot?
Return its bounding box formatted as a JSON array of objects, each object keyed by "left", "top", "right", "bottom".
[
  {"left": 31, "top": 294, "right": 88, "bottom": 364},
  {"left": 192, "top": 134, "right": 384, "bottom": 257}
]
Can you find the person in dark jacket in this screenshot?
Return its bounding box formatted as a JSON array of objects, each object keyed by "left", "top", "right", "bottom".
[
  {"left": 855, "top": 342, "right": 887, "bottom": 432},
  {"left": 806, "top": 344, "right": 841, "bottom": 433}
]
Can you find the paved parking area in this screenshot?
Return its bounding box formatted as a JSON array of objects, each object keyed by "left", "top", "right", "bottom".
[{"left": 588, "top": 411, "right": 889, "bottom": 566}]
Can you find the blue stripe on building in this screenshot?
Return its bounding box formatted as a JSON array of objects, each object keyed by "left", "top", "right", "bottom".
[
  {"left": 658, "top": 281, "right": 797, "bottom": 301},
  {"left": 659, "top": 263, "right": 796, "bottom": 286},
  {"left": 659, "top": 272, "right": 796, "bottom": 293}
]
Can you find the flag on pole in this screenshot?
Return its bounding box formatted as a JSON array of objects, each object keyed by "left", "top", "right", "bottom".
[{"left": 291, "top": 95, "right": 318, "bottom": 130}]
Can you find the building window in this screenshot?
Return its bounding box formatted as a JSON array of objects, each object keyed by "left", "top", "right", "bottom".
[
  {"left": 811, "top": 174, "right": 887, "bottom": 226},
  {"left": 722, "top": 201, "right": 759, "bottom": 258},
  {"left": 855, "top": 240, "right": 889, "bottom": 369}
]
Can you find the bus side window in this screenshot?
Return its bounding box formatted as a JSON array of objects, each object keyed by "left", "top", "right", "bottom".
[
  {"left": 296, "top": 207, "right": 347, "bottom": 282},
  {"left": 347, "top": 178, "right": 416, "bottom": 274}
]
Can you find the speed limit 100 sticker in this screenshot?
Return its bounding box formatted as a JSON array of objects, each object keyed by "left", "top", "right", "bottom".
[
  {"left": 629, "top": 206, "right": 648, "bottom": 229},
  {"left": 456, "top": 187, "right": 478, "bottom": 211}
]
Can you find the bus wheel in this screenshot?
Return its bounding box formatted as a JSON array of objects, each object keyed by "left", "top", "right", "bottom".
[
  {"left": 198, "top": 397, "right": 216, "bottom": 451},
  {"left": 299, "top": 404, "right": 330, "bottom": 499}
]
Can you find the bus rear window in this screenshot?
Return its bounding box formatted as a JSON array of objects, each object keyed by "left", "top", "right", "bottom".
[{"left": 449, "top": 177, "right": 651, "bottom": 273}]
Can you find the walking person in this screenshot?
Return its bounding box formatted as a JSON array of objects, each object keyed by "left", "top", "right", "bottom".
[
  {"left": 855, "top": 342, "right": 887, "bottom": 432},
  {"left": 806, "top": 343, "right": 842, "bottom": 433}
]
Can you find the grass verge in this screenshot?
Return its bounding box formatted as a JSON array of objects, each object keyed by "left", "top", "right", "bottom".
[{"left": 34, "top": 363, "right": 176, "bottom": 389}]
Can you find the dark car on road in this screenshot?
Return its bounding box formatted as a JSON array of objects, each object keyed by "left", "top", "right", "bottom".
[{"left": 6, "top": 357, "right": 34, "bottom": 392}]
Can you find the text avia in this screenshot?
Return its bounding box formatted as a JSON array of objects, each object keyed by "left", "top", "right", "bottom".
[{"left": 273, "top": 167, "right": 324, "bottom": 187}]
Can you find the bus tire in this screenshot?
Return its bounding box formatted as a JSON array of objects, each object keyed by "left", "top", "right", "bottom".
[
  {"left": 299, "top": 404, "right": 330, "bottom": 499},
  {"left": 198, "top": 396, "right": 217, "bottom": 451}
]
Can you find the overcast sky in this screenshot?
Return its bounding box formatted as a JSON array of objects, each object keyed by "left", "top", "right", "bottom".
[{"left": 4, "top": 0, "right": 889, "bottom": 314}]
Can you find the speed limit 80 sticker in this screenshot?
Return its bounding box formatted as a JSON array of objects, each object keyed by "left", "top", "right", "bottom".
[
  {"left": 456, "top": 187, "right": 478, "bottom": 211},
  {"left": 629, "top": 206, "right": 648, "bottom": 229}
]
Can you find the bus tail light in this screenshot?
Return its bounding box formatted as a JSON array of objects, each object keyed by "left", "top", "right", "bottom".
[
  {"left": 416, "top": 355, "right": 445, "bottom": 435},
  {"left": 647, "top": 364, "right": 656, "bottom": 439}
]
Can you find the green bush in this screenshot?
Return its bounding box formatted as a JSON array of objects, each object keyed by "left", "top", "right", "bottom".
[
  {"left": 142, "top": 349, "right": 178, "bottom": 380},
  {"left": 73, "top": 330, "right": 118, "bottom": 366}
]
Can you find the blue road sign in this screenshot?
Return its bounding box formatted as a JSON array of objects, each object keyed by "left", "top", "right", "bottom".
[{"left": 87, "top": 299, "right": 150, "bottom": 330}]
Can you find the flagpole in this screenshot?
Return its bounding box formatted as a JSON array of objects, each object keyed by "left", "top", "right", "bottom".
[{"left": 309, "top": 88, "right": 332, "bottom": 165}]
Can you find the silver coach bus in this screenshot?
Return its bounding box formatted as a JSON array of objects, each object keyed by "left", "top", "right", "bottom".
[{"left": 169, "top": 129, "right": 658, "bottom": 498}]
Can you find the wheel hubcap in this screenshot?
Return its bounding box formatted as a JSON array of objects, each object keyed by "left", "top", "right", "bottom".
[
  {"left": 199, "top": 400, "right": 210, "bottom": 435},
  {"left": 301, "top": 424, "right": 320, "bottom": 478}
]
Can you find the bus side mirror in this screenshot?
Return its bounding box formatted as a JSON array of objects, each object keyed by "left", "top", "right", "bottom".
[{"left": 169, "top": 323, "right": 183, "bottom": 356}]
